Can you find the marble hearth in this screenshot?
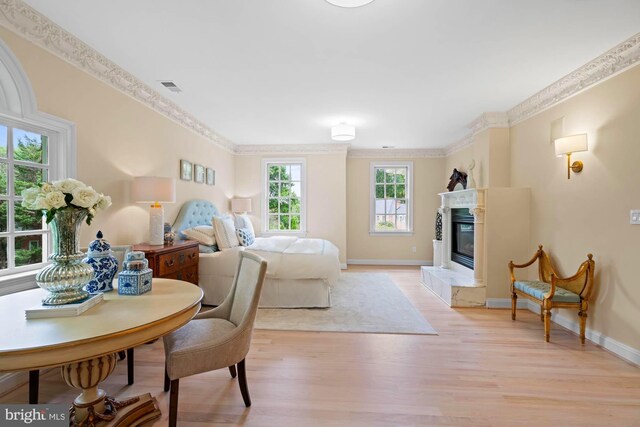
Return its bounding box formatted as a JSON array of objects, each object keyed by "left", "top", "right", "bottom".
[{"left": 421, "top": 189, "right": 486, "bottom": 307}]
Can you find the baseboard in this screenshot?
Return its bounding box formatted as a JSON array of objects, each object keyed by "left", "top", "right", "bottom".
[
  {"left": 347, "top": 259, "right": 432, "bottom": 266},
  {"left": 485, "top": 298, "right": 528, "bottom": 309},
  {"left": 487, "top": 298, "right": 640, "bottom": 366},
  {"left": 0, "top": 371, "right": 27, "bottom": 398}
]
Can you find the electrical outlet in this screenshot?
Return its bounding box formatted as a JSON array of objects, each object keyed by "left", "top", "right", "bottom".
[
  {"left": 631, "top": 210, "right": 640, "bottom": 225},
  {"left": 411, "top": 246, "right": 417, "bottom": 253}
]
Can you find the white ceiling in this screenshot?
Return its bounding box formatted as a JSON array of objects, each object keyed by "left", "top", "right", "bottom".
[{"left": 21, "top": 0, "right": 640, "bottom": 149}]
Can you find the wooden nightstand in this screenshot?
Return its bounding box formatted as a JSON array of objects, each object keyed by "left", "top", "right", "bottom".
[{"left": 133, "top": 240, "right": 199, "bottom": 285}]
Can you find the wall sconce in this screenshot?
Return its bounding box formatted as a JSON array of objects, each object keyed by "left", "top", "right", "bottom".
[{"left": 554, "top": 134, "right": 588, "bottom": 179}]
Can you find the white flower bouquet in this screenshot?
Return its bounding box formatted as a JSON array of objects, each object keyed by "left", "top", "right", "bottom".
[{"left": 21, "top": 178, "right": 112, "bottom": 225}]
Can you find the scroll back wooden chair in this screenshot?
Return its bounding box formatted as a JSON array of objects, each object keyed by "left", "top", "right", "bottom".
[{"left": 509, "top": 245, "right": 595, "bottom": 343}]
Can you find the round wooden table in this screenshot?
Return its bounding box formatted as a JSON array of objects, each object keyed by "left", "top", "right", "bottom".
[{"left": 0, "top": 279, "right": 203, "bottom": 426}]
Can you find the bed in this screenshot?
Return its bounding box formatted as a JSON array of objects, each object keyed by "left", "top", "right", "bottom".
[{"left": 172, "top": 199, "right": 340, "bottom": 308}]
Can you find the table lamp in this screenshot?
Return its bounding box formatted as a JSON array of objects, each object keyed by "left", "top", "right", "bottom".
[
  {"left": 132, "top": 176, "right": 176, "bottom": 245},
  {"left": 231, "top": 198, "right": 252, "bottom": 214}
]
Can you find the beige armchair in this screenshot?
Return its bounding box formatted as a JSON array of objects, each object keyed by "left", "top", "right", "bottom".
[{"left": 163, "top": 251, "right": 267, "bottom": 427}]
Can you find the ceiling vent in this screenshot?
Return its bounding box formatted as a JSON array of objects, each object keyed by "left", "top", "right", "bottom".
[{"left": 160, "top": 81, "right": 182, "bottom": 93}]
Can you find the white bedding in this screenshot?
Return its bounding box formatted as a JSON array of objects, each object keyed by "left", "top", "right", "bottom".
[{"left": 198, "top": 236, "right": 340, "bottom": 307}]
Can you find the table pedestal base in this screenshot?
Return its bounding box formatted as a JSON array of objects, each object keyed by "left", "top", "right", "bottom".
[{"left": 61, "top": 353, "right": 160, "bottom": 426}]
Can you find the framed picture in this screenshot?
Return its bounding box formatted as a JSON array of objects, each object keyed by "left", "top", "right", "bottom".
[
  {"left": 194, "top": 164, "right": 205, "bottom": 184},
  {"left": 206, "top": 168, "right": 215, "bottom": 186},
  {"left": 180, "top": 160, "right": 192, "bottom": 181}
]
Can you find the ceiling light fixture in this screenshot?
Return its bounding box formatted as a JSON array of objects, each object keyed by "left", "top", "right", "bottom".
[
  {"left": 325, "top": 0, "right": 375, "bottom": 8},
  {"left": 331, "top": 123, "right": 356, "bottom": 141}
]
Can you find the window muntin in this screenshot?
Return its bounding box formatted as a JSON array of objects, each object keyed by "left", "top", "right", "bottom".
[
  {"left": 264, "top": 160, "right": 305, "bottom": 233},
  {"left": 0, "top": 122, "right": 50, "bottom": 273},
  {"left": 371, "top": 163, "right": 412, "bottom": 233}
]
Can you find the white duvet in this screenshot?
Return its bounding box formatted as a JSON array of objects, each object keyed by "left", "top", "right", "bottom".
[
  {"left": 199, "top": 236, "right": 341, "bottom": 284},
  {"left": 246, "top": 236, "right": 340, "bottom": 284}
]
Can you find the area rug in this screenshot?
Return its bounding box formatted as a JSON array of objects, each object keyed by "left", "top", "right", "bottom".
[{"left": 254, "top": 273, "right": 437, "bottom": 335}]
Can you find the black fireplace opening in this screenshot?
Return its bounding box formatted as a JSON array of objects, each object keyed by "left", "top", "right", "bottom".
[{"left": 451, "top": 208, "right": 474, "bottom": 269}]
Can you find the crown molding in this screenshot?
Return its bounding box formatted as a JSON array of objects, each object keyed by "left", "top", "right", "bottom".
[
  {"left": 235, "top": 143, "right": 350, "bottom": 156},
  {"left": 467, "top": 112, "right": 509, "bottom": 135},
  {"left": 443, "top": 134, "right": 474, "bottom": 156},
  {"left": 508, "top": 32, "right": 640, "bottom": 125},
  {"left": 0, "top": 0, "right": 236, "bottom": 153},
  {"left": 347, "top": 148, "right": 444, "bottom": 158}
]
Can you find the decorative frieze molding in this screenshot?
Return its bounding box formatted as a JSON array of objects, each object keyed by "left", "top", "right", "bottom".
[
  {"left": 0, "top": 0, "right": 236, "bottom": 153},
  {"left": 508, "top": 32, "right": 640, "bottom": 125},
  {"left": 467, "top": 112, "right": 509, "bottom": 135},
  {"left": 347, "top": 148, "right": 444, "bottom": 158},
  {"left": 443, "top": 134, "right": 474, "bottom": 156},
  {"left": 235, "top": 142, "right": 350, "bottom": 156}
]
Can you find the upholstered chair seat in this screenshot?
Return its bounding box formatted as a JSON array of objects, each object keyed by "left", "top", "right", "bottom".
[
  {"left": 513, "top": 280, "right": 580, "bottom": 303},
  {"left": 163, "top": 251, "right": 267, "bottom": 427}
]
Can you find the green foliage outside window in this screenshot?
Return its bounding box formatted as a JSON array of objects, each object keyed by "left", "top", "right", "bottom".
[{"left": 267, "top": 163, "right": 302, "bottom": 231}]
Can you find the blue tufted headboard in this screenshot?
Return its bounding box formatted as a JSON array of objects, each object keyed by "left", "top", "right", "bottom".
[{"left": 172, "top": 199, "right": 220, "bottom": 239}]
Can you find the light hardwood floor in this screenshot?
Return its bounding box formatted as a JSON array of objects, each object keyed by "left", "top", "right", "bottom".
[{"left": 2, "top": 266, "right": 639, "bottom": 426}]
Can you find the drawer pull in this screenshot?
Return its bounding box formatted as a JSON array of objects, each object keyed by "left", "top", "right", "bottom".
[
  {"left": 179, "top": 253, "right": 185, "bottom": 264},
  {"left": 164, "top": 258, "right": 175, "bottom": 267},
  {"left": 177, "top": 272, "right": 183, "bottom": 280}
]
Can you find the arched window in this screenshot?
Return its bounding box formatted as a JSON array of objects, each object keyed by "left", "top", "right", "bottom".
[{"left": 0, "top": 39, "right": 76, "bottom": 292}]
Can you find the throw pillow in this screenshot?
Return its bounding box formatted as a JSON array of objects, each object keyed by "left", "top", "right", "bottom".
[
  {"left": 212, "top": 215, "right": 240, "bottom": 249},
  {"left": 234, "top": 213, "right": 255, "bottom": 236},
  {"left": 236, "top": 227, "right": 255, "bottom": 246},
  {"left": 182, "top": 225, "right": 216, "bottom": 246}
]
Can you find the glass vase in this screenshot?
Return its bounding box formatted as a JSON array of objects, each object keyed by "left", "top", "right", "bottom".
[{"left": 35, "top": 208, "right": 94, "bottom": 305}]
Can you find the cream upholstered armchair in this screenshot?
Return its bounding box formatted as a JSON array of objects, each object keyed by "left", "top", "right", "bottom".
[{"left": 163, "top": 251, "right": 267, "bottom": 427}]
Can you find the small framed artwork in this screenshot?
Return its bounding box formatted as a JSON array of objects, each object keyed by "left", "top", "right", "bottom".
[
  {"left": 206, "top": 168, "right": 215, "bottom": 186},
  {"left": 180, "top": 160, "right": 192, "bottom": 181},
  {"left": 194, "top": 164, "right": 205, "bottom": 184}
]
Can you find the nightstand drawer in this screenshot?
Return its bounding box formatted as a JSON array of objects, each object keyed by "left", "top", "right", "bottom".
[
  {"left": 158, "top": 247, "right": 199, "bottom": 276},
  {"left": 164, "top": 265, "right": 198, "bottom": 284}
]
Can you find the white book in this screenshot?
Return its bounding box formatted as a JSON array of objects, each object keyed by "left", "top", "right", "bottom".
[{"left": 25, "top": 293, "right": 104, "bottom": 319}]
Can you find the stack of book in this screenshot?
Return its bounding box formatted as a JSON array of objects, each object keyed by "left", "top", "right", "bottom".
[{"left": 25, "top": 293, "right": 104, "bottom": 319}]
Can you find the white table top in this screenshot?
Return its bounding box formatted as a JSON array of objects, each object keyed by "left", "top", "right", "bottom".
[{"left": 0, "top": 279, "right": 203, "bottom": 371}]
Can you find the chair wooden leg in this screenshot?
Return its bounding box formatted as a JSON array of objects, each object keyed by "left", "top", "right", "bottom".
[
  {"left": 169, "top": 379, "right": 179, "bottom": 427},
  {"left": 28, "top": 370, "right": 39, "bottom": 404},
  {"left": 164, "top": 366, "right": 170, "bottom": 392},
  {"left": 540, "top": 310, "right": 544, "bottom": 322},
  {"left": 126, "top": 348, "right": 134, "bottom": 385},
  {"left": 229, "top": 364, "right": 237, "bottom": 378},
  {"left": 511, "top": 292, "right": 517, "bottom": 320},
  {"left": 579, "top": 311, "right": 587, "bottom": 344},
  {"left": 237, "top": 359, "right": 251, "bottom": 407},
  {"left": 543, "top": 304, "right": 551, "bottom": 342}
]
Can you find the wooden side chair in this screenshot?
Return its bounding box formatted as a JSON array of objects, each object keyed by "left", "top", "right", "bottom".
[
  {"left": 163, "top": 251, "right": 267, "bottom": 427},
  {"left": 509, "top": 245, "right": 595, "bottom": 343}
]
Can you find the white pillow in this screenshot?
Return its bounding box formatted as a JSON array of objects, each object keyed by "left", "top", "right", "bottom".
[
  {"left": 213, "top": 215, "right": 240, "bottom": 249},
  {"left": 234, "top": 213, "right": 255, "bottom": 237},
  {"left": 182, "top": 225, "right": 216, "bottom": 246}
]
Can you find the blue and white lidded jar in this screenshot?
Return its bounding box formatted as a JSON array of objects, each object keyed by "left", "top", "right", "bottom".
[
  {"left": 118, "top": 251, "right": 153, "bottom": 296},
  {"left": 83, "top": 230, "right": 119, "bottom": 293}
]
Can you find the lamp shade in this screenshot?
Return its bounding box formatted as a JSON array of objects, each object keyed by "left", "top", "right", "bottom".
[
  {"left": 231, "top": 198, "right": 252, "bottom": 213},
  {"left": 131, "top": 176, "right": 176, "bottom": 203},
  {"left": 554, "top": 134, "right": 588, "bottom": 157},
  {"left": 331, "top": 123, "right": 356, "bottom": 141}
]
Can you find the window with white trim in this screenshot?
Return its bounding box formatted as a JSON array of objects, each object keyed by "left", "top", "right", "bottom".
[
  {"left": 263, "top": 159, "right": 306, "bottom": 233},
  {"left": 0, "top": 121, "right": 51, "bottom": 274},
  {"left": 370, "top": 162, "right": 413, "bottom": 233}
]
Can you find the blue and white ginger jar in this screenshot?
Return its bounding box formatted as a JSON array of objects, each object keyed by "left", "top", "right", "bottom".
[{"left": 83, "top": 230, "right": 118, "bottom": 293}]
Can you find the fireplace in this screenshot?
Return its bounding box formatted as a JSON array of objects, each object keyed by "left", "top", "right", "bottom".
[{"left": 451, "top": 208, "right": 474, "bottom": 269}]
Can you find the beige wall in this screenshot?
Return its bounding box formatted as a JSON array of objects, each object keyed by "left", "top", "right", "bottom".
[
  {"left": 234, "top": 153, "right": 347, "bottom": 265},
  {"left": 0, "top": 28, "right": 235, "bottom": 247},
  {"left": 346, "top": 157, "right": 444, "bottom": 262},
  {"left": 510, "top": 64, "right": 640, "bottom": 348}
]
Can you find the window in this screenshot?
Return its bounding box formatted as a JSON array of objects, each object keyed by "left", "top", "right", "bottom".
[
  {"left": 0, "top": 122, "right": 51, "bottom": 274},
  {"left": 263, "top": 159, "right": 306, "bottom": 233},
  {"left": 370, "top": 162, "right": 413, "bottom": 234}
]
